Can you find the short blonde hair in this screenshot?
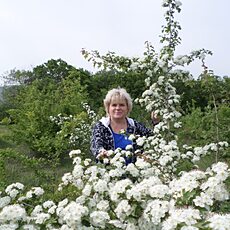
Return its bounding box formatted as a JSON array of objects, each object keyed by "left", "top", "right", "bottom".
[{"left": 104, "top": 88, "right": 133, "bottom": 116}]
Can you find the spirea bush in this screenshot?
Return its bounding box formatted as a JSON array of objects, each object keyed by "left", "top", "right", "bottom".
[
  {"left": 1, "top": 0, "right": 229, "bottom": 229},
  {"left": 0, "top": 149, "right": 229, "bottom": 229}
]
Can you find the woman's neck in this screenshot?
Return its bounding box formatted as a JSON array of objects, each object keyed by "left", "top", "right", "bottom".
[{"left": 110, "top": 117, "right": 127, "bottom": 133}]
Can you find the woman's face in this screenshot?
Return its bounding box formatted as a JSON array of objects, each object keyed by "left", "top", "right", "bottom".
[{"left": 108, "top": 97, "right": 128, "bottom": 120}]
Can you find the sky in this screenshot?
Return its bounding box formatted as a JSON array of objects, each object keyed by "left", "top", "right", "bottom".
[{"left": 0, "top": 0, "right": 230, "bottom": 86}]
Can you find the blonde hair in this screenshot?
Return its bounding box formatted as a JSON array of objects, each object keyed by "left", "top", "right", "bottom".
[{"left": 103, "top": 88, "right": 133, "bottom": 116}]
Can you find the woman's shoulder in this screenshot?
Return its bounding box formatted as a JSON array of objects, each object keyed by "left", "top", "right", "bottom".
[
  {"left": 93, "top": 121, "right": 104, "bottom": 128},
  {"left": 93, "top": 117, "right": 109, "bottom": 129},
  {"left": 133, "top": 119, "right": 152, "bottom": 134},
  {"left": 132, "top": 119, "right": 144, "bottom": 127}
]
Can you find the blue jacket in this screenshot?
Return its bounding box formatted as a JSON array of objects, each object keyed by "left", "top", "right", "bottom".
[{"left": 90, "top": 117, "right": 153, "bottom": 157}]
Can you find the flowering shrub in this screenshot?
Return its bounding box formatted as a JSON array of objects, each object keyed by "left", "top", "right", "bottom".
[
  {"left": 0, "top": 0, "right": 229, "bottom": 229},
  {"left": 0, "top": 150, "right": 229, "bottom": 229},
  {"left": 49, "top": 103, "right": 99, "bottom": 155}
]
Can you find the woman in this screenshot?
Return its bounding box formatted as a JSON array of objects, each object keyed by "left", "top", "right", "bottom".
[{"left": 90, "top": 88, "right": 158, "bottom": 162}]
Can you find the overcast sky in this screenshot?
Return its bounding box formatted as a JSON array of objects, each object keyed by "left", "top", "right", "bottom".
[{"left": 0, "top": 0, "right": 230, "bottom": 86}]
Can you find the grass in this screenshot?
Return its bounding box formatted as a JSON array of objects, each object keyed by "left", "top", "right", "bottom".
[
  {"left": 0, "top": 124, "right": 73, "bottom": 193},
  {"left": 0, "top": 125, "right": 14, "bottom": 148}
]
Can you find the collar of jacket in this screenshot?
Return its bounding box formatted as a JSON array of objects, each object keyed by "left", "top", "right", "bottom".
[{"left": 99, "top": 116, "right": 135, "bottom": 128}]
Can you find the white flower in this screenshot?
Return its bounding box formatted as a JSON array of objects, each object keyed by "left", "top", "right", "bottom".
[
  {"left": 174, "top": 122, "right": 182, "bottom": 128},
  {"left": 69, "top": 149, "right": 81, "bottom": 158},
  {"left": 207, "top": 214, "right": 230, "bottom": 230},
  {"left": 93, "top": 179, "right": 108, "bottom": 193},
  {"left": 161, "top": 54, "right": 169, "bottom": 60},
  {"left": 130, "top": 62, "right": 139, "bottom": 70},
  {"left": 33, "top": 187, "right": 44, "bottom": 196},
  {"left": 103, "top": 158, "right": 109, "bottom": 164},
  {"left": 34, "top": 213, "right": 50, "bottom": 224},
  {"left": 126, "top": 163, "right": 139, "bottom": 177},
  {"left": 128, "top": 134, "right": 136, "bottom": 141},
  {"left": 159, "top": 155, "right": 173, "bottom": 166},
  {"left": 149, "top": 184, "right": 169, "bottom": 198},
  {"left": 146, "top": 70, "right": 153, "bottom": 77},
  {"left": 169, "top": 170, "right": 206, "bottom": 196},
  {"left": 0, "top": 196, "right": 11, "bottom": 209},
  {"left": 83, "top": 159, "right": 91, "bottom": 166},
  {"left": 72, "top": 165, "right": 84, "bottom": 179},
  {"left": 115, "top": 200, "right": 132, "bottom": 220},
  {"left": 22, "top": 224, "right": 38, "bottom": 230},
  {"left": 135, "top": 158, "right": 151, "bottom": 169},
  {"left": 48, "top": 205, "right": 56, "bottom": 215},
  {"left": 143, "top": 200, "right": 169, "bottom": 224},
  {"left": 181, "top": 227, "right": 198, "bottom": 230},
  {"left": 58, "top": 198, "right": 69, "bottom": 208},
  {"left": 193, "top": 192, "right": 213, "bottom": 208},
  {"left": 43, "top": 200, "right": 55, "bottom": 209},
  {"left": 163, "top": 208, "right": 201, "bottom": 229},
  {"left": 158, "top": 75, "right": 165, "bottom": 85},
  {"left": 109, "top": 179, "right": 133, "bottom": 202},
  {"left": 125, "top": 144, "right": 133, "bottom": 151},
  {"left": 212, "top": 162, "right": 228, "bottom": 174},
  {"left": 96, "top": 200, "right": 110, "bottom": 211},
  {"left": 0, "top": 224, "right": 19, "bottom": 230},
  {"left": 61, "top": 202, "right": 88, "bottom": 228},
  {"left": 82, "top": 184, "right": 92, "bottom": 197},
  {"left": 142, "top": 89, "right": 153, "bottom": 97},
  {"left": 109, "top": 220, "right": 125, "bottom": 229},
  {"left": 126, "top": 223, "right": 139, "bottom": 230},
  {"left": 31, "top": 205, "right": 43, "bottom": 217},
  {"left": 73, "top": 156, "right": 81, "bottom": 165},
  {"left": 5, "top": 183, "right": 24, "bottom": 198},
  {"left": 90, "top": 211, "right": 110, "bottom": 228},
  {"left": 136, "top": 136, "right": 146, "bottom": 146},
  {"left": 0, "top": 204, "right": 27, "bottom": 223}
]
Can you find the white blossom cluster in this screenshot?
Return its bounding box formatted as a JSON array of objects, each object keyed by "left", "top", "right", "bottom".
[
  {"left": 207, "top": 214, "right": 230, "bottom": 230},
  {"left": 49, "top": 113, "right": 73, "bottom": 126},
  {"left": 1, "top": 155, "right": 229, "bottom": 229},
  {"left": 182, "top": 141, "right": 229, "bottom": 163}
]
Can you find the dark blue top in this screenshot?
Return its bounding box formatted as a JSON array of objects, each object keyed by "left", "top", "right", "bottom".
[
  {"left": 112, "top": 129, "right": 134, "bottom": 165},
  {"left": 112, "top": 131, "right": 132, "bottom": 150}
]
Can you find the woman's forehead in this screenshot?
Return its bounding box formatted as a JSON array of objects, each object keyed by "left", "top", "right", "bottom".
[{"left": 110, "top": 95, "right": 126, "bottom": 103}]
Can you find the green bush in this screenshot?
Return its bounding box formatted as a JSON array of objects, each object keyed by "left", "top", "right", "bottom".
[{"left": 8, "top": 75, "right": 88, "bottom": 159}]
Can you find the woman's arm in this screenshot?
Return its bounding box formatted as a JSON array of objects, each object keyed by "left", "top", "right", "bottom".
[
  {"left": 134, "top": 120, "right": 153, "bottom": 137},
  {"left": 90, "top": 123, "right": 106, "bottom": 157}
]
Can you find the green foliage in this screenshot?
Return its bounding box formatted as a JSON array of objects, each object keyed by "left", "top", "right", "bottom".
[
  {"left": 3, "top": 59, "right": 75, "bottom": 85},
  {"left": 176, "top": 74, "right": 230, "bottom": 113},
  {"left": 85, "top": 70, "right": 148, "bottom": 111},
  {"left": 7, "top": 60, "right": 89, "bottom": 159},
  {"left": 178, "top": 105, "right": 230, "bottom": 146},
  {"left": 0, "top": 85, "right": 20, "bottom": 121},
  {"left": 0, "top": 148, "right": 56, "bottom": 190}
]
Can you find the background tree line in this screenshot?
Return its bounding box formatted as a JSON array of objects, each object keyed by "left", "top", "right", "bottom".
[{"left": 0, "top": 58, "right": 229, "bottom": 160}]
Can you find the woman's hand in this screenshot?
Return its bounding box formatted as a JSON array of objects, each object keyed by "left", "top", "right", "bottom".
[
  {"left": 151, "top": 112, "right": 160, "bottom": 125},
  {"left": 97, "top": 149, "right": 108, "bottom": 159}
]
